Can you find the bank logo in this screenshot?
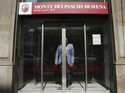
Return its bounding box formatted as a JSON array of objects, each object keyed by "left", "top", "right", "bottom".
[
  {"left": 22, "top": 4, "right": 30, "bottom": 13},
  {"left": 19, "top": 2, "right": 32, "bottom": 15}
]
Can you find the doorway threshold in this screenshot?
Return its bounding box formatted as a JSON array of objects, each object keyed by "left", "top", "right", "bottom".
[
  {"left": 18, "top": 81, "right": 110, "bottom": 93},
  {"left": 18, "top": 80, "right": 41, "bottom": 93}
]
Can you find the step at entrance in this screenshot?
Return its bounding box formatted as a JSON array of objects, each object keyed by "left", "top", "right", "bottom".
[{"left": 18, "top": 81, "right": 110, "bottom": 93}]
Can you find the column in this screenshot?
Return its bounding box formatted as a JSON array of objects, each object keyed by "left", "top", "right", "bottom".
[
  {"left": 111, "top": 0, "right": 125, "bottom": 93},
  {"left": 0, "top": 0, "right": 16, "bottom": 93}
]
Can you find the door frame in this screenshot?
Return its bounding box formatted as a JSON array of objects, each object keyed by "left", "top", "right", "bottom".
[{"left": 41, "top": 24, "right": 88, "bottom": 91}]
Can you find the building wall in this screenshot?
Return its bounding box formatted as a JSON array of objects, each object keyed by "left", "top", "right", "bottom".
[
  {"left": 0, "top": 0, "right": 16, "bottom": 93},
  {"left": 0, "top": 0, "right": 124, "bottom": 93},
  {"left": 111, "top": 0, "right": 125, "bottom": 93}
]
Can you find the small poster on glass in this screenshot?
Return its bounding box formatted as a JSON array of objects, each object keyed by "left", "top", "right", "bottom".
[{"left": 92, "top": 34, "right": 101, "bottom": 45}]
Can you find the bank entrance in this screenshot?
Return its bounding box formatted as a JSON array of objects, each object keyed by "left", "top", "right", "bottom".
[{"left": 15, "top": 15, "right": 115, "bottom": 93}]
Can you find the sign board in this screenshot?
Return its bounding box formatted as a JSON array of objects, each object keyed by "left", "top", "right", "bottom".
[
  {"left": 19, "top": 2, "right": 109, "bottom": 15},
  {"left": 92, "top": 34, "right": 101, "bottom": 45},
  {"left": 19, "top": 2, "right": 32, "bottom": 15}
]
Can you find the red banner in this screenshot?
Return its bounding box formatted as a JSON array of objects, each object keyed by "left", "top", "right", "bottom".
[{"left": 19, "top": 2, "right": 109, "bottom": 15}]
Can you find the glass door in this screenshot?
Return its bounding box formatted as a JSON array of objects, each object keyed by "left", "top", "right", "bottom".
[
  {"left": 42, "top": 24, "right": 86, "bottom": 93},
  {"left": 16, "top": 18, "right": 113, "bottom": 93},
  {"left": 17, "top": 24, "right": 42, "bottom": 93},
  {"left": 65, "top": 26, "right": 86, "bottom": 92},
  {"left": 64, "top": 24, "right": 111, "bottom": 93},
  {"left": 43, "top": 25, "right": 62, "bottom": 92},
  {"left": 86, "top": 25, "right": 107, "bottom": 92}
]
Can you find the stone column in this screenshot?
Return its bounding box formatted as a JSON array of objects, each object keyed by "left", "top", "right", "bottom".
[
  {"left": 111, "top": 0, "right": 125, "bottom": 93},
  {"left": 0, "top": 0, "right": 16, "bottom": 93}
]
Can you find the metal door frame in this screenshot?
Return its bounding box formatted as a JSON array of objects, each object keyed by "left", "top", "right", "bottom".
[
  {"left": 62, "top": 25, "right": 87, "bottom": 91},
  {"left": 84, "top": 24, "right": 88, "bottom": 91},
  {"left": 41, "top": 24, "right": 44, "bottom": 93},
  {"left": 41, "top": 24, "right": 88, "bottom": 91},
  {"left": 62, "top": 28, "right": 67, "bottom": 89}
]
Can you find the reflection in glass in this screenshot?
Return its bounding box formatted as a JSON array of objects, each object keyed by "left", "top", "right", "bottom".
[{"left": 16, "top": 24, "right": 42, "bottom": 92}]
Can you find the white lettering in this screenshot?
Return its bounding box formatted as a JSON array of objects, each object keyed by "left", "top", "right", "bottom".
[
  {"left": 95, "top": 5, "right": 99, "bottom": 9},
  {"left": 33, "top": 3, "right": 107, "bottom": 10},
  {"left": 91, "top": 5, "right": 96, "bottom": 9},
  {"left": 70, "top": 5, "right": 76, "bottom": 8},
  {"left": 54, "top": 5, "right": 60, "bottom": 9},
  {"left": 85, "top": 5, "right": 91, "bottom": 9},
  {"left": 64, "top": 5, "right": 70, "bottom": 9}
]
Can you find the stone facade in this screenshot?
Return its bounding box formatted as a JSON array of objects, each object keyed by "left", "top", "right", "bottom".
[
  {"left": 111, "top": 0, "right": 125, "bottom": 93},
  {"left": 0, "top": 0, "right": 16, "bottom": 93}
]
